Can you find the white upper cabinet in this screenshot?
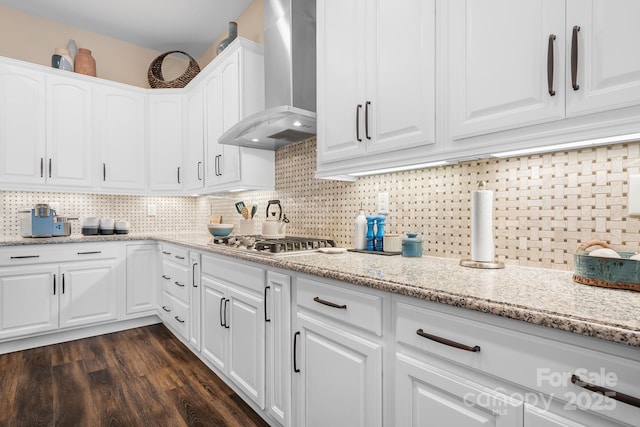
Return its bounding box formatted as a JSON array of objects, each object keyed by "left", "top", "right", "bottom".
[
  {"left": 94, "top": 84, "right": 147, "bottom": 192},
  {"left": 565, "top": 0, "right": 640, "bottom": 116},
  {"left": 0, "top": 63, "right": 46, "bottom": 186},
  {"left": 147, "top": 92, "right": 184, "bottom": 192},
  {"left": 46, "top": 74, "right": 94, "bottom": 189},
  {"left": 203, "top": 39, "right": 274, "bottom": 193},
  {"left": 446, "top": 0, "right": 566, "bottom": 141},
  {"left": 316, "top": 0, "right": 436, "bottom": 176},
  {"left": 0, "top": 60, "right": 92, "bottom": 190},
  {"left": 183, "top": 86, "right": 205, "bottom": 193}
]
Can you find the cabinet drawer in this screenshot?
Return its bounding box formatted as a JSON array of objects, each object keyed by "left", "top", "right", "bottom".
[
  {"left": 160, "top": 291, "right": 189, "bottom": 339},
  {"left": 161, "top": 261, "right": 189, "bottom": 303},
  {"left": 395, "top": 299, "right": 640, "bottom": 424},
  {"left": 0, "top": 242, "right": 121, "bottom": 266},
  {"left": 160, "top": 244, "right": 189, "bottom": 266},
  {"left": 296, "top": 277, "right": 383, "bottom": 336},
  {"left": 202, "top": 255, "right": 264, "bottom": 294}
]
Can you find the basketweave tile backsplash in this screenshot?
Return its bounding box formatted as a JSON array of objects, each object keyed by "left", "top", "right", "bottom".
[{"left": 2, "top": 138, "right": 639, "bottom": 271}]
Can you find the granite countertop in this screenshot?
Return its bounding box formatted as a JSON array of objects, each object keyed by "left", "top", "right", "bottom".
[{"left": 2, "top": 232, "right": 640, "bottom": 347}]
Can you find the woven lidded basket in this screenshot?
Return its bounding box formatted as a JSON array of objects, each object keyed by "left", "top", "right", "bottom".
[
  {"left": 148, "top": 50, "right": 201, "bottom": 89},
  {"left": 573, "top": 240, "right": 640, "bottom": 292}
]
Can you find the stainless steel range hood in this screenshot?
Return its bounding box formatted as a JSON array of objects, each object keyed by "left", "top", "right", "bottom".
[{"left": 218, "top": 0, "right": 316, "bottom": 150}]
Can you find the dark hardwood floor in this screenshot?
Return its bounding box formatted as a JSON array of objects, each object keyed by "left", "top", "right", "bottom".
[{"left": 0, "top": 324, "right": 270, "bottom": 427}]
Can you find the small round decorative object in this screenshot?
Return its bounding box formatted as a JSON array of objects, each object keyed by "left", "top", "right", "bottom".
[
  {"left": 148, "top": 51, "right": 201, "bottom": 88},
  {"left": 402, "top": 233, "right": 423, "bottom": 257},
  {"left": 74, "top": 48, "right": 96, "bottom": 77}
]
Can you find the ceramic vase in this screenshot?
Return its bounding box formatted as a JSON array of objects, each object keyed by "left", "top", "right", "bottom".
[
  {"left": 66, "top": 39, "right": 78, "bottom": 62},
  {"left": 74, "top": 48, "right": 96, "bottom": 77},
  {"left": 52, "top": 48, "right": 74, "bottom": 71},
  {"left": 216, "top": 21, "right": 238, "bottom": 54}
]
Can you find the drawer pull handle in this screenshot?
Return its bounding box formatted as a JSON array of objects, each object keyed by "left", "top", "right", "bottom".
[
  {"left": 192, "top": 262, "right": 198, "bottom": 287},
  {"left": 77, "top": 251, "right": 101, "bottom": 255},
  {"left": 571, "top": 374, "right": 640, "bottom": 408},
  {"left": 162, "top": 275, "right": 171, "bottom": 280},
  {"left": 223, "top": 299, "right": 230, "bottom": 329},
  {"left": 219, "top": 298, "right": 225, "bottom": 327},
  {"left": 162, "top": 305, "right": 171, "bottom": 313},
  {"left": 293, "top": 331, "right": 301, "bottom": 373},
  {"left": 175, "top": 316, "right": 185, "bottom": 324},
  {"left": 10, "top": 255, "right": 40, "bottom": 259},
  {"left": 174, "top": 281, "right": 185, "bottom": 287},
  {"left": 174, "top": 255, "right": 185, "bottom": 260},
  {"left": 416, "top": 329, "right": 480, "bottom": 352},
  {"left": 313, "top": 296, "right": 347, "bottom": 309},
  {"left": 162, "top": 251, "right": 171, "bottom": 255}
]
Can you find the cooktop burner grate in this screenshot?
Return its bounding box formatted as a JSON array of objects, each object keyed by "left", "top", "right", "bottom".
[{"left": 210, "top": 235, "right": 336, "bottom": 254}]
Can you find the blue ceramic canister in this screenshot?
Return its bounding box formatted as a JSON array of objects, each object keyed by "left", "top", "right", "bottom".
[{"left": 401, "top": 233, "right": 423, "bottom": 257}]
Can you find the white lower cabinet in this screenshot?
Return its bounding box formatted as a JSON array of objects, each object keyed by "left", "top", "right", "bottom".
[
  {"left": 292, "top": 276, "right": 384, "bottom": 427},
  {"left": 0, "top": 243, "right": 122, "bottom": 341},
  {"left": 395, "top": 353, "right": 524, "bottom": 426},
  {"left": 201, "top": 255, "right": 266, "bottom": 408},
  {"left": 158, "top": 244, "right": 191, "bottom": 340},
  {"left": 125, "top": 243, "right": 158, "bottom": 316}
]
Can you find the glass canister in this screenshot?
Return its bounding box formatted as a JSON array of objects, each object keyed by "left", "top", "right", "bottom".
[{"left": 402, "top": 233, "right": 423, "bottom": 257}]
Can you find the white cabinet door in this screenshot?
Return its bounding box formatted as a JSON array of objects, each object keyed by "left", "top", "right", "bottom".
[
  {"left": 204, "top": 55, "right": 241, "bottom": 187},
  {"left": 189, "top": 252, "right": 201, "bottom": 350},
  {"left": 295, "top": 313, "right": 383, "bottom": 427},
  {"left": 0, "top": 63, "right": 46, "bottom": 186},
  {"left": 227, "top": 285, "right": 265, "bottom": 408},
  {"left": 94, "top": 84, "right": 146, "bottom": 192},
  {"left": 148, "top": 93, "right": 183, "bottom": 191},
  {"left": 566, "top": 0, "right": 640, "bottom": 116},
  {"left": 366, "top": 0, "right": 436, "bottom": 156},
  {"left": 125, "top": 243, "right": 158, "bottom": 315},
  {"left": 46, "top": 75, "right": 93, "bottom": 188},
  {"left": 265, "top": 271, "right": 291, "bottom": 427},
  {"left": 447, "top": 0, "right": 566, "bottom": 140},
  {"left": 201, "top": 275, "right": 228, "bottom": 372},
  {"left": 316, "top": 0, "right": 367, "bottom": 163},
  {"left": 395, "top": 353, "right": 524, "bottom": 427},
  {"left": 0, "top": 265, "right": 58, "bottom": 340},
  {"left": 58, "top": 260, "right": 118, "bottom": 328},
  {"left": 184, "top": 87, "right": 205, "bottom": 192},
  {"left": 317, "top": 0, "right": 436, "bottom": 169}
]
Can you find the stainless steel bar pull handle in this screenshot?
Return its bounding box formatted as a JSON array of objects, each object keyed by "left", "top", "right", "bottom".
[
  {"left": 356, "top": 104, "right": 363, "bottom": 142},
  {"left": 223, "top": 299, "right": 230, "bottom": 328},
  {"left": 177, "top": 167, "right": 181, "bottom": 184},
  {"left": 416, "top": 329, "right": 480, "bottom": 352},
  {"left": 571, "top": 374, "right": 640, "bottom": 408},
  {"left": 48, "top": 158, "right": 52, "bottom": 178},
  {"left": 571, "top": 25, "right": 580, "bottom": 90},
  {"left": 103, "top": 163, "right": 106, "bottom": 181},
  {"left": 40, "top": 158, "right": 44, "bottom": 178},
  {"left": 365, "top": 101, "right": 371, "bottom": 139},
  {"left": 264, "top": 286, "right": 271, "bottom": 322},
  {"left": 192, "top": 262, "right": 198, "bottom": 287},
  {"left": 197, "top": 161, "right": 202, "bottom": 181},
  {"left": 219, "top": 298, "right": 225, "bottom": 327},
  {"left": 293, "top": 331, "right": 301, "bottom": 373},
  {"left": 313, "top": 296, "right": 347, "bottom": 309},
  {"left": 547, "top": 34, "right": 556, "bottom": 96}
]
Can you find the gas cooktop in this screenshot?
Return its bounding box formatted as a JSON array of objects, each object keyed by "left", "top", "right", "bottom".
[{"left": 208, "top": 235, "right": 336, "bottom": 256}]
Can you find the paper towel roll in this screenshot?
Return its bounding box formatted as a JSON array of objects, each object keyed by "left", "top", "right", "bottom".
[{"left": 471, "top": 186, "right": 495, "bottom": 262}]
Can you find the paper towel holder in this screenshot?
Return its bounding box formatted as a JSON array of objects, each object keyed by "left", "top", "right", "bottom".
[{"left": 460, "top": 181, "right": 505, "bottom": 269}]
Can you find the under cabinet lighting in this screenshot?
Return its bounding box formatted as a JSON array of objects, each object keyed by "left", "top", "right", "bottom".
[
  {"left": 293, "top": 121, "right": 302, "bottom": 127},
  {"left": 228, "top": 188, "right": 247, "bottom": 192},
  {"left": 251, "top": 138, "right": 259, "bottom": 142},
  {"left": 348, "top": 161, "right": 449, "bottom": 177},
  {"left": 491, "top": 133, "right": 640, "bottom": 158}
]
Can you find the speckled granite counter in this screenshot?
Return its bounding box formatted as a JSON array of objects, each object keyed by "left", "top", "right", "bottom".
[{"left": 2, "top": 232, "right": 639, "bottom": 347}]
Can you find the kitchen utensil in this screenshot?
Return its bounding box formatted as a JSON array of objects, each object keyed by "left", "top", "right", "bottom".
[
  {"left": 241, "top": 206, "right": 250, "bottom": 219},
  {"left": 250, "top": 204, "right": 257, "bottom": 218},
  {"left": 235, "top": 201, "right": 246, "bottom": 214},
  {"left": 573, "top": 240, "right": 640, "bottom": 292},
  {"left": 208, "top": 223, "right": 234, "bottom": 237},
  {"left": 209, "top": 214, "right": 222, "bottom": 224}
]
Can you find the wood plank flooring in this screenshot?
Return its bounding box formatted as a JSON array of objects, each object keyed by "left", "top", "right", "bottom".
[{"left": 0, "top": 324, "right": 270, "bottom": 427}]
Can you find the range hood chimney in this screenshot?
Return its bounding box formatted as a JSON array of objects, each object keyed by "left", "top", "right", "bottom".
[{"left": 218, "top": 0, "right": 316, "bottom": 150}]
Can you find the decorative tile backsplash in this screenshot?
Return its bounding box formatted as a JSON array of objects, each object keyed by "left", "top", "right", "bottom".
[{"left": 2, "top": 138, "right": 639, "bottom": 271}]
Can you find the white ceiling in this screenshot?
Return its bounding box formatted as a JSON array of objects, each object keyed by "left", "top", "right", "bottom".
[{"left": 0, "top": 0, "right": 254, "bottom": 57}]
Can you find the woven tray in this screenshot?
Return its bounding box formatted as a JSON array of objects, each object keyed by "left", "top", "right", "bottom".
[
  {"left": 573, "top": 240, "right": 640, "bottom": 292},
  {"left": 148, "top": 50, "right": 200, "bottom": 89}
]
